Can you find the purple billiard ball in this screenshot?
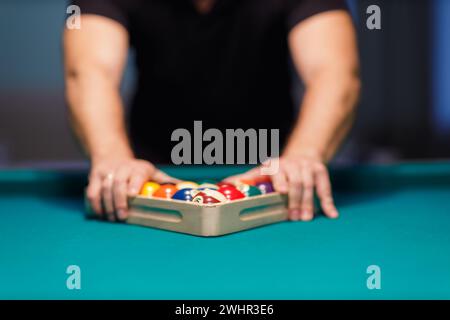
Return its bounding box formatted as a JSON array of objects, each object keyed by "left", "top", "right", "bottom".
[{"left": 256, "top": 181, "right": 274, "bottom": 194}]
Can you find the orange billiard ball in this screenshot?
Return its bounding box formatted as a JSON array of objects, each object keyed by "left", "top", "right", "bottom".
[
  {"left": 239, "top": 179, "right": 256, "bottom": 186},
  {"left": 254, "top": 176, "right": 272, "bottom": 184},
  {"left": 153, "top": 184, "right": 178, "bottom": 199}
]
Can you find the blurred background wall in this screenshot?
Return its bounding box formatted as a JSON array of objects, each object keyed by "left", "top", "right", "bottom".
[{"left": 0, "top": 0, "right": 448, "bottom": 168}]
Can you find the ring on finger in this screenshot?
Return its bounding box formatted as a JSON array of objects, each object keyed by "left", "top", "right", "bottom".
[{"left": 102, "top": 173, "right": 115, "bottom": 187}]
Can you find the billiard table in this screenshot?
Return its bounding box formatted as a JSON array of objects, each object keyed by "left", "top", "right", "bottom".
[{"left": 1, "top": 162, "right": 450, "bottom": 299}]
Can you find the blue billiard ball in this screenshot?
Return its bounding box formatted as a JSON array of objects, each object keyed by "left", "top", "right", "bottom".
[{"left": 172, "top": 188, "right": 194, "bottom": 201}]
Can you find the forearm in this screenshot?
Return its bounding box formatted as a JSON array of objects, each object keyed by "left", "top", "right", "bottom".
[
  {"left": 63, "top": 16, "right": 131, "bottom": 163},
  {"left": 284, "top": 71, "right": 360, "bottom": 162},
  {"left": 65, "top": 68, "right": 133, "bottom": 162}
]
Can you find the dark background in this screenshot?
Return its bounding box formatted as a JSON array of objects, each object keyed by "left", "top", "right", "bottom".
[{"left": 0, "top": 0, "right": 449, "bottom": 168}]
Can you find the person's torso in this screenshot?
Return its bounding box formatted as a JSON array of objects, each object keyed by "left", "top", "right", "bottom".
[{"left": 126, "top": 0, "right": 296, "bottom": 162}]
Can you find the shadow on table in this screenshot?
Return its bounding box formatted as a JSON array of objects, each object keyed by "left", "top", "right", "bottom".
[
  {"left": 0, "top": 170, "right": 87, "bottom": 215},
  {"left": 2, "top": 163, "right": 450, "bottom": 218},
  {"left": 330, "top": 163, "right": 450, "bottom": 209}
]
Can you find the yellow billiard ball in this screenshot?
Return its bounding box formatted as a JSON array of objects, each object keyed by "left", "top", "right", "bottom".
[
  {"left": 198, "top": 183, "right": 219, "bottom": 190},
  {"left": 140, "top": 182, "right": 160, "bottom": 197},
  {"left": 176, "top": 181, "right": 199, "bottom": 190}
]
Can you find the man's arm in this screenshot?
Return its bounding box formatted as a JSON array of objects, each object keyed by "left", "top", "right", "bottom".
[
  {"left": 64, "top": 15, "right": 132, "bottom": 161},
  {"left": 286, "top": 10, "right": 360, "bottom": 162},
  {"left": 64, "top": 15, "right": 177, "bottom": 221},
  {"left": 226, "top": 11, "right": 360, "bottom": 221},
  {"left": 281, "top": 10, "right": 360, "bottom": 221}
]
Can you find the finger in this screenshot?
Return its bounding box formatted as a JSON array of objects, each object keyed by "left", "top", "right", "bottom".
[
  {"left": 286, "top": 166, "right": 303, "bottom": 221},
  {"left": 101, "top": 173, "right": 116, "bottom": 221},
  {"left": 113, "top": 166, "right": 132, "bottom": 221},
  {"left": 315, "top": 164, "right": 339, "bottom": 219},
  {"left": 223, "top": 166, "right": 262, "bottom": 184},
  {"left": 300, "top": 169, "right": 314, "bottom": 221},
  {"left": 153, "top": 169, "right": 181, "bottom": 184},
  {"left": 86, "top": 174, "right": 102, "bottom": 216},
  {"left": 128, "top": 169, "right": 150, "bottom": 197},
  {"left": 271, "top": 169, "right": 289, "bottom": 194}
]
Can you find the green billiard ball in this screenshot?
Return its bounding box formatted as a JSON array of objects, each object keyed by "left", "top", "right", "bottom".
[
  {"left": 236, "top": 184, "right": 262, "bottom": 197},
  {"left": 246, "top": 185, "right": 262, "bottom": 197}
]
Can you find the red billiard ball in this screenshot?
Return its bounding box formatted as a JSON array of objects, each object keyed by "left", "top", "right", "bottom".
[
  {"left": 218, "top": 186, "right": 245, "bottom": 201},
  {"left": 216, "top": 182, "right": 235, "bottom": 188}
]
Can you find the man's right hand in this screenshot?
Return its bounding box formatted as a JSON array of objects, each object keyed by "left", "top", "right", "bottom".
[{"left": 86, "top": 158, "right": 179, "bottom": 222}]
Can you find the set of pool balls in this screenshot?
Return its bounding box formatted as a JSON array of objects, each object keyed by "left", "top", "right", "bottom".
[{"left": 139, "top": 179, "right": 275, "bottom": 205}]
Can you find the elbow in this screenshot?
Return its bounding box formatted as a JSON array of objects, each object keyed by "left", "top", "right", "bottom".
[
  {"left": 64, "top": 63, "right": 118, "bottom": 107},
  {"left": 64, "top": 65, "right": 94, "bottom": 111},
  {"left": 328, "top": 67, "right": 361, "bottom": 114},
  {"left": 306, "top": 67, "right": 361, "bottom": 113},
  {"left": 344, "top": 70, "right": 361, "bottom": 112},
  {"left": 64, "top": 67, "right": 80, "bottom": 108}
]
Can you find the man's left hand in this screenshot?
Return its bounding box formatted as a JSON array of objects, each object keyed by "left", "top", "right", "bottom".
[{"left": 225, "top": 155, "right": 339, "bottom": 221}]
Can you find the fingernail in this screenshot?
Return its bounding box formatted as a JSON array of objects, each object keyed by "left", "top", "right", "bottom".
[
  {"left": 117, "top": 209, "right": 128, "bottom": 220},
  {"left": 301, "top": 210, "right": 313, "bottom": 221},
  {"left": 289, "top": 210, "right": 301, "bottom": 221},
  {"left": 329, "top": 210, "right": 339, "bottom": 219},
  {"left": 278, "top": 186, "right": 288, "bottom": 194}
]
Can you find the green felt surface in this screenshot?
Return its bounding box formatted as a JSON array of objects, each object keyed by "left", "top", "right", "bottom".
[{"left": 1, "top": 163, "right": 450, "bottom": 299}]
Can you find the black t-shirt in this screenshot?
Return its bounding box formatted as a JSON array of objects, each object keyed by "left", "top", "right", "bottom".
[{"left": 71, "top": 0, "right": 347, "bottom": 163}]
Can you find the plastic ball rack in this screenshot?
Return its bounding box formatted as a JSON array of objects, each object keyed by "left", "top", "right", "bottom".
[{"left": 86, "top": 193, "right": 288, "bottom": 237}]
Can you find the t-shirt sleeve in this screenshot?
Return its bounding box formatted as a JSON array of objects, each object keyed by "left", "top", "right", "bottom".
[
  {"left": 286, "top": 0, "right": 349, "bottom": 31},
  {"left": 71, "top": 0, "right": 129, "bottom": 29}
]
